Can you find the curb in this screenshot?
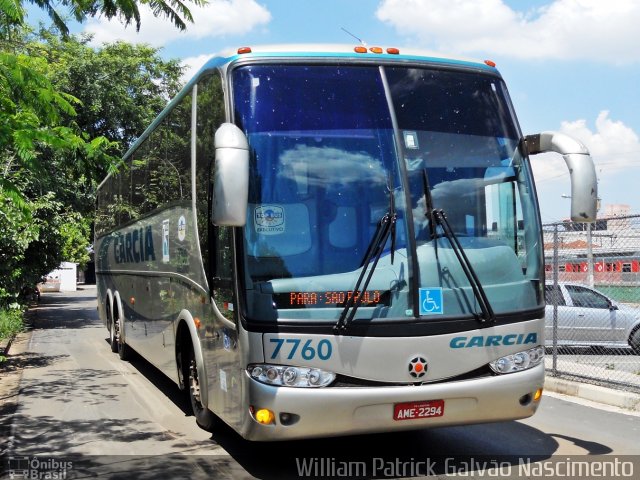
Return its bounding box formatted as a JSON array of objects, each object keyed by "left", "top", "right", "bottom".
[
  {"left": 544, "top": 376, "right": 640, "bottom": 412},
  {"left": 0, "top": 335, "right": 13, "bottom": 357}
]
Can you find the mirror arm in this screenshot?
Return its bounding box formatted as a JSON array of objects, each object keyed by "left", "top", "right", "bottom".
[{"left": 525, "top": 131, "right": 598, "bottom": 222}]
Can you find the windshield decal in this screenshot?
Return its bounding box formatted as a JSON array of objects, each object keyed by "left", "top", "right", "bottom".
[
  {"left": 403, "top": 130, "right": 419, "bottom": 150},
  {"left": 254, "top": 205, "right": 285, "bottom": 235},
  {"left": 419, "top": 288, "right": 444, "bottom": 315}
]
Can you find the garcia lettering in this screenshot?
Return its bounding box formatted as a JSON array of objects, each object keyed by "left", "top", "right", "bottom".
[
  {"left": 450, "top": 333, "right": 538, "bottom": 348},
  {"left": 114, "top": 226, "right": 156, "bottom": 264}
]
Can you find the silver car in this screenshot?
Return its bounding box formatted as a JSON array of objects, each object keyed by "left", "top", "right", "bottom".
[{"left": 544, "top": 282, "right": 640, "bottom": 353}]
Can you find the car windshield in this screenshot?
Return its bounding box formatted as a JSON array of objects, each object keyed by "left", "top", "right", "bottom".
[{"left": 232, "top": 64, "right": 542, "bottom": 325}]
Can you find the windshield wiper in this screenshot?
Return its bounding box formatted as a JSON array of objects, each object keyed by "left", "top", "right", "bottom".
[
  {"left": 334, "top": 182, "right": 397, "bottom": 334},
  {"left": 422, "top": 169, "right": 437, "bottom": 241},
  {"left": 433, "top": 210, "right": 495, "bottom": 324},
  {"left": 422, "top": 169, "right": 495, "bottom": 324}
]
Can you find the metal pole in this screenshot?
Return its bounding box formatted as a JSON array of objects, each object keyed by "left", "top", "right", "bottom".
[
  {"left": 586, "top": 222, "right": 594, "bottom": 288},
  {"left": 552, "top": 223, "right": 558, "bottom": 376}
]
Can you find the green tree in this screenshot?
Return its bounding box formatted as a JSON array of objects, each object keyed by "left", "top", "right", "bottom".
[
  {"left": 0, "top": 0, "right": 194, "bottom": 306},
  {"left": 41, "top": 31, "right": 184, "bottom": 156},
  {"left": 22, "top": 0, "right": 205, "bottom": 35}
]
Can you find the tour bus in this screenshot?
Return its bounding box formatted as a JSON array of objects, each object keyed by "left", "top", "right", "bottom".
[{"left": 95, "top": 44, "right": 597, "bottom": 441}]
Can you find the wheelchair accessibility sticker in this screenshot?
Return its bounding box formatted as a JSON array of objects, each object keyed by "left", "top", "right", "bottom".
[{"left": 419, "top": 288, "right": 443, "bottom": 315}]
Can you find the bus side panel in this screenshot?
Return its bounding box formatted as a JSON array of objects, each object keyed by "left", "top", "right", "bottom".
[
  {"left": 201, "top": 294, "right": 245, "bottom": 431},
  {"left": 129, "top": 206, "right": 208, "bottom": 385},
  {"left": 96, "top": 205, "right": 210, "bottom": 387}
]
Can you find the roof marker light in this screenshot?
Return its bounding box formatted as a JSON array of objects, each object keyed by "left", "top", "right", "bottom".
[
  {"left": 238, "top": 47, "right": 252, "bottom": 54},
  {"left": 386, "top": 47, "right": 400, "bottom": 55},
  {"left": 354, "top": 46, "right": 367, "bottom": 53},
  {"left": 369, "top": 46, "right": 383, "bottom": 54},
  {"left": 484, "top": 59, "right": 496, "bottom": 67}
]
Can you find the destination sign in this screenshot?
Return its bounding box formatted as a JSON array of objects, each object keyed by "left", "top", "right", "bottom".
[{"left": 273, "top": 290, "right": 390, "bottom": 309}]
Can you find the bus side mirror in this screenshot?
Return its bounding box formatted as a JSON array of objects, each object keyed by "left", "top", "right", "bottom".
[
  {"left": 525, "top": 131, "right": 598, "bottom": 222},
  {"left": 212, "top": 123, "right": 249, "bottom": 226}
]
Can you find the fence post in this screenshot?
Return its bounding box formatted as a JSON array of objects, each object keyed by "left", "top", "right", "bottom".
[{"left": 552, "top": 223, "right": 558, "bottom": 376}]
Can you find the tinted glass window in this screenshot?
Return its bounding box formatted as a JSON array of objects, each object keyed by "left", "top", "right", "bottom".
[
  {"left": 233, "top": 65, "right": 401, "bottom": 281},
  {"left": 130, "top": 92, "right": 192, "bottom": 218},
  {"left": 565, "top": 285, "right": 610, "bottom": 309},
  {"left": 234, "top": 65, "right": 392, "bottom": 134},
  {"left": 232, "top": 64, "right": 541, "bottom": 324},
  {"left": 195, "top": 73, "right": 225, "bottom": 278},
  {"left": 544, "top": 285, "right": 566, "bottom": 306}
]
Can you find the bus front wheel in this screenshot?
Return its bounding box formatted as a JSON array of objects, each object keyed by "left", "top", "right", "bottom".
[{"left": 183, "top": 344, "right": 216, "bottom": 431}]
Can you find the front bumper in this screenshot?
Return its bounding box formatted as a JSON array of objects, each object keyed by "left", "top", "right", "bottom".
[{"left": 240, "top": 363, "right": 544, "bottom": 441}]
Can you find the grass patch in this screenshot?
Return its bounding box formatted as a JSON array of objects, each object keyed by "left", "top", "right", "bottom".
[
  {"left": 0, "top": 308, "right": 24, "bottom": 341},
  {"left": 0, "top": 308, "right": 23, "bottom": 363}
]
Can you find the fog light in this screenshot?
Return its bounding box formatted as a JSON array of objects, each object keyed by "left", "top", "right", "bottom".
[
  {"left": 255, "top": 408, "right": 275, "bottom": 425},
  {"left": 534, "top": 388, "right": 543, "bottom": 401},
  {"left": 519, "top": 393, "right": 532, "bottom": 406}
]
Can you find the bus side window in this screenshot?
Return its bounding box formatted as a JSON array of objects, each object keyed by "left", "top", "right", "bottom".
[
  {"left": 213, "top": 226, "right": 236, "bottom": 323},
  {"left": 195, "top": 72, "right": 225, "bottom": 285},
  {"left": 215, "top": 226, "right": 234, "bottom": 279}
]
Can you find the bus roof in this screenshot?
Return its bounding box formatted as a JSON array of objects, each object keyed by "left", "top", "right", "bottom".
[{"left": 199, "top": 43, "right": 498, "bottom": 75}]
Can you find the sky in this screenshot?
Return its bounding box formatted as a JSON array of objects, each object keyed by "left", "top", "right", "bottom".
[{"left": 27, "top": 0, "right": 640, "bottom": 223}]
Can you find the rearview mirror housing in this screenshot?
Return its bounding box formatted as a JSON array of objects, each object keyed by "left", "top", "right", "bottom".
[{"left": 212, "top": 123, "right": 249, "bottom": 226}]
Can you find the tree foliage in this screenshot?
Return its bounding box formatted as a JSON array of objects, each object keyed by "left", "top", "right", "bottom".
[
  {"left": 23, "top": 0, "right": 205, "bottom": 35},
  {"left": 1, "top": 1, "right": 189, "bottom": 306},
  {"left": 44, "top": 32, "right": 184, "bottom": 156}
]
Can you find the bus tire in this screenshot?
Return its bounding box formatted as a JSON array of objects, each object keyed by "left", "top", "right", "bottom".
[
  {"left": 117, "top": 317, "right": 131, "bottom": 361},
  {"left": 629, "top": 327, "right": 640, "bottom": 355},
  {"left": 183, "top": 343, "right": 216, "bottom": 431},
  {"left": 110, "top": 322, "right": 119, "bottom": 353},
  {"left": 108, "top": 304, "right": 118, "bottom": 353}
]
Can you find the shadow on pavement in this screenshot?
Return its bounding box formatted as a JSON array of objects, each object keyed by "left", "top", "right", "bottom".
[{"left": 27, "top": 289, "right": 102, "bottom": 331}]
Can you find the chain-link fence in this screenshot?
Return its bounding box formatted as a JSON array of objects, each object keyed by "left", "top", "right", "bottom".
[{"left": 543, "top": 214, "right": 640, "bottom": 393}]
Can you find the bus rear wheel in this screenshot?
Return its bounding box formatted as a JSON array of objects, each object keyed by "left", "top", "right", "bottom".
[
  {"left": 183, "top": 344, "right": 216, "bottom": 431},
  {"left": 108, "top": 304, "right": 118, "bottom": 353},
  {"left": 117, "top": 317, "right": 131, "bottom": 361},
  {"left": 109, "top": 324, "right": 118, "bottom": 353}
]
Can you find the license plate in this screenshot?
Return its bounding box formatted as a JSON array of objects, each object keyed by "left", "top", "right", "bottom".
[{"left": 393, "top": 400, "right": 445, "bottom": 420}]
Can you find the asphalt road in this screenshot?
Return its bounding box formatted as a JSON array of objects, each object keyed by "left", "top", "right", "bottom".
[{"left": 1, "top": 287, "right": 639, "bottom": 479}]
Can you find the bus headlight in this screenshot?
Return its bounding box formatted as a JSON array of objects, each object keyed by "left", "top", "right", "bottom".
[
  {"left": 248, "top": 364, "right": 336, "bottom": 387},
  {"left": 489, "top": 346, "right": 544, "bottom": 374}
]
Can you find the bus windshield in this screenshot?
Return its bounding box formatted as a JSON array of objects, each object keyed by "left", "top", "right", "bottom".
[{"left": 232, "top": 64, "right": 542, "bottom": 325}]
